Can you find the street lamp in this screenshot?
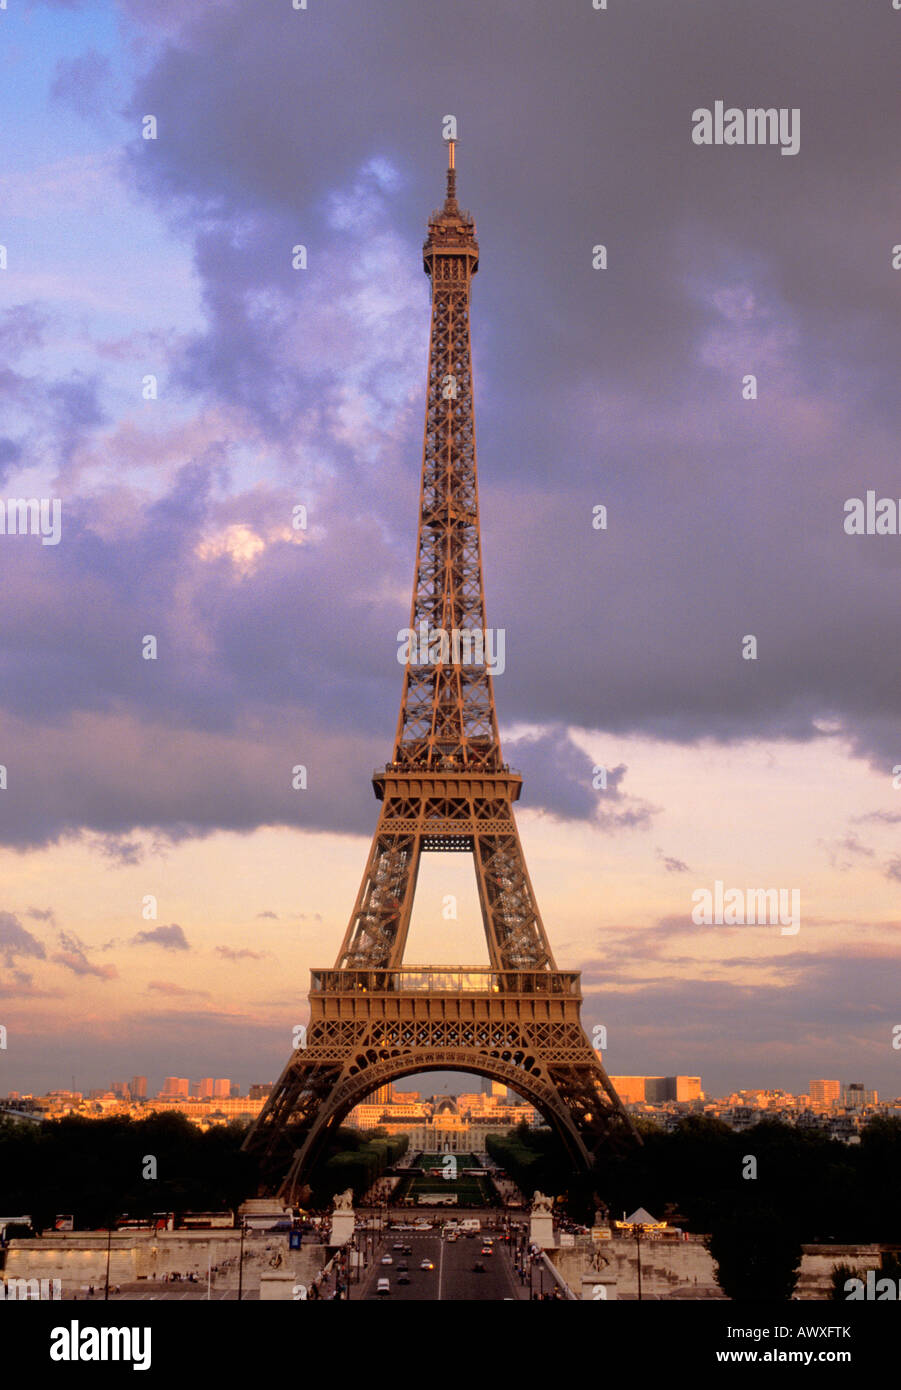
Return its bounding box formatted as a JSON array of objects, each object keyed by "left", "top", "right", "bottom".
[
  {"left": 237, "top": 1219, "right": 247, "bottom": 1302},
  {"left": 104, "top": 1224, "right": 112, "bottom": 1301},
  {"left": 634, "top": 1225, "right": 647, "bottom": 1302}
]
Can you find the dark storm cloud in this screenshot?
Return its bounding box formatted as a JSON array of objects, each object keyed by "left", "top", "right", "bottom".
[
  {"left": 3, "top": 0, "right": 899, "bottom": 851},
  {"left": 112, "top": 0, "right": 900, "bottom": 767},
  {"left": 580, "top": 946, "right": 901, "bottom": 1094},
  {"left": 505, "top": 726, "right": 596, "bottom": 821}
]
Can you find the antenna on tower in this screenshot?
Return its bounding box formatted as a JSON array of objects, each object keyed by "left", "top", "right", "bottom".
[{"left": 446, "top": 137, "right": 457, "bottom": 204}]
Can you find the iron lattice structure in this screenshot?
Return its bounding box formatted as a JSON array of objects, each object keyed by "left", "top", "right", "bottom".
[{"left": 243, "top": 145, "right": 638, "bottom": 1201}]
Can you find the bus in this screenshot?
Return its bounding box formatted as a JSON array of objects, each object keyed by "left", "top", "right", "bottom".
[
  {"left": 115, "top": 1213, "right": 174, "bottom": 1231},
  {"left": 179, "top": 1212, "right": 234, "bottom": 1229}
]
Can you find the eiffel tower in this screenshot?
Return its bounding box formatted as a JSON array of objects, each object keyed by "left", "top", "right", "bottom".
[{"left": 243, "top": 141, "right": 638, "bottom": 1202}]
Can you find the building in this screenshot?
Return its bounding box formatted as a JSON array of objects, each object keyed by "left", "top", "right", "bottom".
[
  {"left": 842, "top": 1083, "right": 877, "bottom": 1109},
  {"left": 610, "top": 1076, "right": 703, "bottom": 1105},
  {"left": 160, "top": 1078, "right": 190, "bottom": 1098},
  {"left": 130, "top": 1077, "right": 148, "bottom": 1099},
  {"left": 809, "top": 1079, "right": 841, "bottom": 1108}
]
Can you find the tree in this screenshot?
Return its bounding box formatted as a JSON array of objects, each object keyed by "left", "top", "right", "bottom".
[
  {"left": 829, "top": 1263, "right": 857, "bottom": 1301},
  {"left": 707, "top": 1206, "right": 802, "bottom": 1301}
]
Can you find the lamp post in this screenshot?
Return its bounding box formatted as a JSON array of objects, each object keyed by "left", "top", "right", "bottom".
[
  {"left": 104, "top": 1224, "right": 112, "bottom": 1300},
  {"left": 237, "top": 1219, "right": 247, "bottom": 1302}
]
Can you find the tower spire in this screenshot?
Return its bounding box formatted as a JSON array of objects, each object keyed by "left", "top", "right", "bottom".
[{"left": 445, "top": 136, "right": 457, "bottom": 207}]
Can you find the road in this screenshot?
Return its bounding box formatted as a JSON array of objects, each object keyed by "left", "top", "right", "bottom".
[{"left": 356, "top": 1227, "right": 527, "bottom": 1302}]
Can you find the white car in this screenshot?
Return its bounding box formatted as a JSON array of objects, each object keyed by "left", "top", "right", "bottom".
[
  {"left": 380, "top": 1254, "right": 393, "bottom": 1265},
  {"left": 376, "top": 1278, "right": 390, "bottom": 1296}
]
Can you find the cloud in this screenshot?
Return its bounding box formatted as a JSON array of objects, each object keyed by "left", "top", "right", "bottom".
[
  {"left": 658, "top": 851, "right": 691, "bottom": 874},
  {"left": 131, "top": 924, "right": 190, "bottom": 951},
  {"left": 215, "top": 946, "right": 268, "bottom": 962},
  {"left": 146, "top": 980, "right": 210, "bottom": 998},
  {"left": 884, "top": 859, "right": 901, "bottom": 884},
  {"left": 0, "top": 0, "right": 898, "bottom": 861},
  {"left": 50, "top": 50, "right": 116, "bottom": 122},
  {"left": 578, "top": 945, "right": 901, "bottom": 1094},
  {"left": 0, "top": 913, "right": 47, "bottom": 967},
  {"left": 86, "top": 835, "right": 145, "bottom": 867},
  {"left": 51, "top": 930, "right": 117, "bottom": 980},
  {"left": 820, "top": 834, "right": 876, "bottom": 870}
]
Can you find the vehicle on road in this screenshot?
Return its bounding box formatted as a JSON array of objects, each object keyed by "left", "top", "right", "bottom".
[
  {"left": 376, "top": 1278, "right": 390, "bottom": 1296},
  {"left": 397, "top": 1262, "right": 409, "bottom": 1271},
  {"left": 420, "top": 1259, "right": 434, "bottom": 1271},
  {"left": 398, "top": 1273, "right": 411, "bottom": 1285},
  {"left": 380, "top": 1255, "right": 393, "bottom": 1266},
  {"left": 480, "top": 1245, "right": 494, "bottom": 1256},
  {"left": 392, "top": 1242, "right": 404, "bottom": 1251},
  {"left": 473, "top": 1262, "right": 486, "bottom": 1273}
]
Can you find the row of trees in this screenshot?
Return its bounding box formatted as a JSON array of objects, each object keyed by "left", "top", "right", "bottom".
[
  {"left": 0, "top": 1113, "right": 255, "bottom": 1231},
  {"left": 307, "top": 1128, "right": 408, "bottom": 1207},
  {"left": 0, "top": 1113, "right": 408, "bottom": 1231},
  {"left": 489, "top": 1115, "right": 901, "bottom": 1300}
]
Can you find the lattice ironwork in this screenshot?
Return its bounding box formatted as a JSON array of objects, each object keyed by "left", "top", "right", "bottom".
[{"left": 243, "top": 144, "right": 637, "bottom": 1202}]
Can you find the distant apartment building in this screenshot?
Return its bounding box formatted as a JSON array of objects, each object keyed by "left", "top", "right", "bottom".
[
  {"left": 160, "top": 1077, "right": 190, "bottom": 1097},
  {"left": 842, "top": 1082, "right": 877, "bottom": 1109},
  {"left": 248, "top": 1083, "right": 272, "bottom": 1101},
  {"left": 130, "top": 1076, "right": 148, "bottom": 1099},
  {"left": 382, "top": 1101, "right": 429, "bottom": 1119},
  {"left": 610, "top": 1076, "right": 703, "bottom": 1105},
  {"left": 810, "top": 1079, "right": 841, "bottom": 1107}
]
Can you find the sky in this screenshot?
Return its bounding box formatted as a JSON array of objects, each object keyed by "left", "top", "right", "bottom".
[{"left": 0, "top": 0, "right": 899, "bottom": 1101}]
